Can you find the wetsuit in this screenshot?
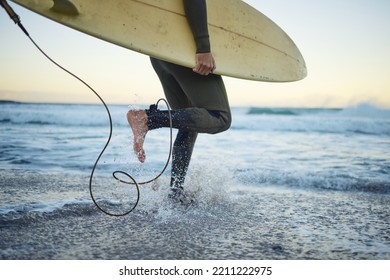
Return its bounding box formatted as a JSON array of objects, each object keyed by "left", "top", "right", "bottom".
[{"left": 148, "top": 0, "right": 231, "bottom": 193}]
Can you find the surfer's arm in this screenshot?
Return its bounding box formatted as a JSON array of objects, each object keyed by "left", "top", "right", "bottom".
[
  {"left": 183, "top": 0, "right": 210, "bottom": 53},
  {"left": 183, "top": 0, "right": 216, "bottom": 75}
]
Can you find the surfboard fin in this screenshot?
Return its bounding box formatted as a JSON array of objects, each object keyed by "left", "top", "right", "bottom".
[{"left": 51, "top": 0, "right": 79, "bottom": 15}]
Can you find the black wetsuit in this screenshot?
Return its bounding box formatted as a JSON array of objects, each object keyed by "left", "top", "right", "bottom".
[{"left": 147, "top": 0, "right": 231, "bottom": 191}]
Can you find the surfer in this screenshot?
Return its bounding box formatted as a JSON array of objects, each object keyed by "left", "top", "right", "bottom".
[{"left": 127, "top": 0, "right": 231, "bottom": 203}]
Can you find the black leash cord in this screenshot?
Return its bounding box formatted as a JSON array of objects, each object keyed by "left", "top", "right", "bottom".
[{"left": 2, "top": 1, "right": 173, "bottom": 216}]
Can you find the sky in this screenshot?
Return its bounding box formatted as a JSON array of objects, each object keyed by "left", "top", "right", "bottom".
[{"left": 1, "top": 0, "right": 389, "bottom": 108}]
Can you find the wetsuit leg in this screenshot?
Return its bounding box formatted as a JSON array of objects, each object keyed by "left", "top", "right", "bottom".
[
  {"left": 147, "top": 106, "right": 229, "bottom": 134},
  {"left": 170, "top": 130, "right": 197, "bottom": 190},
  {"left": 149, "top": 58, "right": 231, "bottom": 132}
]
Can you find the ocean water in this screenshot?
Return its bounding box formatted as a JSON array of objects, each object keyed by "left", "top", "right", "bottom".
[{"left": 0, "top": 101, "right": 389, "bottom": 259}]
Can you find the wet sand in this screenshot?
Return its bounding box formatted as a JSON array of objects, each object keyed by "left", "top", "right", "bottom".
[{"left": 1, "top": 170, "right": 389, "bottom": 260}]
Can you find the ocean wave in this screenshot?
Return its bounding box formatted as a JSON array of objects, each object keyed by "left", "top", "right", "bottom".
[
  {"left": 0, "top": 102, "right": 127, "bottom": 127},
  {"left": 236, "top": 169, "right": 390, "bottom": 195},
  {"left": 233, "top": 104, "right": 390, "bottom": 136},
  {"left": 339, "top": 103, "right": 390, "bottom": 119},
  {"left": 246, "top": 103, "right": 390, "bottom": 118},
  {"left": 0, "top": 116, "right": 114, "bottom": 127},
  {"left": 0, "top": 118, "right": 11, "bottom": 123},
  {"left": 2, "top": 102, "right": 389, "bottom": 131},
  {"left": 26, "top": 120, "right": 55, "bottom": 125},
  {"left": 246, "top": 107, "right": 345, "bottom": 116},
  {"left": 0, "top": 199, "right": 91, "bottom": 215},
  {"left": 0, "top": 100, "right": 21, "bottom": 104},
  {"left": 247, "top": 107, "right": 299, "bottom": 116},
  {"left": 0, "top": 199, "right": 95, "bottom": 223}
]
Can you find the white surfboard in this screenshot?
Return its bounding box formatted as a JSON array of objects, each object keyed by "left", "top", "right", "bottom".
[{"left": 10, "top": 0, "right": 307, "bottom": 82}]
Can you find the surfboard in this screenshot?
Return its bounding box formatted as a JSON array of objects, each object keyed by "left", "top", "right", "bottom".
[{"left": 9, "top": 0, "right": 307, "bottom": 82}]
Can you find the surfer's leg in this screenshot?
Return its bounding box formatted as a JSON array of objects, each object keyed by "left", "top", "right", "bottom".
[
  {"left": 170, "top": 130, "right": 198, "bottom": 190},
  {"left": 147, "top": 107, "right": 230, "bottom": 134},
  {"left": 127, "top": 105, "right": 229, "bottom": 163},
  {"left": 147, "top": 58, "right": 231, "bottom": 199},
  {"left": 149, "top": 58, "right": 231, "bottom": 133}
]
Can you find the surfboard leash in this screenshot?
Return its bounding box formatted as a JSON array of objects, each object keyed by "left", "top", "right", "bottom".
[
  {"left": 1, "top": 0, "right": 29, "bottom": 36},
  {"left": 2, "top": 0, "right": 173, "bottom": 217}
]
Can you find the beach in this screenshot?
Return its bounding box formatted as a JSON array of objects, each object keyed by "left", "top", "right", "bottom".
[{"left": 1, "top": 102, "right": 389, "bottom": 259}]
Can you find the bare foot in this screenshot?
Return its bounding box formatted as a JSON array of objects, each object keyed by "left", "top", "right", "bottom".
[{"left": 126, "top": 110, "right": 148, "bottom": 163}]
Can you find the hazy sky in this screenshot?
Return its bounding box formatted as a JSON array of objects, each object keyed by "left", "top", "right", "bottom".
[{"left": 1, "top": 0, "right": 389, "bottom": 108}]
